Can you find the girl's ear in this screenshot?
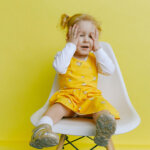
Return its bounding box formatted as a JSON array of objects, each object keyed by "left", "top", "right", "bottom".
[
  {"left": 91, "top": 32, "right": 95, "bottom": 41},
  {"left": 95, "top": 28, "right": 99, "bottom": 40}
]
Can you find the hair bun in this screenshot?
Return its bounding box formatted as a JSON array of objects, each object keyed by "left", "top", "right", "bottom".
[{"left": 60, "top": 14, "right": 70, "bottom": 29}]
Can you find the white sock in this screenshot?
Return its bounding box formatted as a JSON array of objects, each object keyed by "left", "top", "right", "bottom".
[{"left": 37, "top": 116, "right": 54, "bottom": 127}]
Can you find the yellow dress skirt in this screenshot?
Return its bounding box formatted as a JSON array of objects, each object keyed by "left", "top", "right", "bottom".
[{"left": 49, "top": 52, "right": 120, "bottom": 119}]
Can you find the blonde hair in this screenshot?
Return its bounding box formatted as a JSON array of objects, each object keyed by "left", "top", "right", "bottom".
[{"left": 60, "top": 13, "right": 102, "bottom": 38}]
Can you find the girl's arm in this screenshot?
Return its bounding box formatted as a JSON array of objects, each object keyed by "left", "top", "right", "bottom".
[
  {"left": 91, "top": 29, "right": 115, "bottom": 75},
  {"left": 53, "top": 42, "right": 76, "bottom": 74},
  {"left": 93, "top": 47, "right": 115, "bottom": 76}
]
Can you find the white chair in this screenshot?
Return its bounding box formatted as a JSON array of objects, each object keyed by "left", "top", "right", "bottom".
[{"left": 30, "top": 42, "right": 141, "bottom": 150}]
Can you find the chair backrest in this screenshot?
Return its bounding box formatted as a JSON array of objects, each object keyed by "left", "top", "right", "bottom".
[{"left": 30, "top": 42, "right": 140, "bottom": 134}]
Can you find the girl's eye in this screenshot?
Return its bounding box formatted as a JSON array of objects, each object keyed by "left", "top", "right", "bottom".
[{"left": 80, "top": 35, "right": 84, "bottom": 37}]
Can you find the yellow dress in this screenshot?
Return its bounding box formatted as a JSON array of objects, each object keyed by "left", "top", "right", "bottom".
[{"left": 49, "top": 52, "right": 120, "bottom": 119}]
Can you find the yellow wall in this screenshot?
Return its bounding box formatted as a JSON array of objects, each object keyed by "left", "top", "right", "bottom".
[{"left": 0, "top": 0, "right": 150, "bottom": 149}]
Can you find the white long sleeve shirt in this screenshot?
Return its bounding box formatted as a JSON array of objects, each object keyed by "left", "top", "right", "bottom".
[{"left": 53, "top": 42, "right": 115, "bottom": 75}]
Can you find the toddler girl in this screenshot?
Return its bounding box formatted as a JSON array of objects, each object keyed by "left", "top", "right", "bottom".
[{"left": 29, "top": 13, "right": 120, "bottom": 149}]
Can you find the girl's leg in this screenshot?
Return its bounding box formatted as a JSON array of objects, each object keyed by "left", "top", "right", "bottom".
[
  {"left": 92, "top": 110, "right": 111, "bottom": 123},
  {"left": 30, "top": 103, "right": 75, "bottom": 149},
  {"left": 43, "top": 103, "right": 75, "bottom": 124}
]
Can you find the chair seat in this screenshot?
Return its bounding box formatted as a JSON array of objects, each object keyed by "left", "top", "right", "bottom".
[
  {"left": 52, "top": 115, "right": 140, "bottom": 136},
  {"left": 52, "top": 118, "right": 96, "bottom": 136}
]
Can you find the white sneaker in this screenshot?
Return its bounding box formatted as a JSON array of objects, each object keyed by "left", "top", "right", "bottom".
[{"left": 29, "top": 124, "right": 59, "bottom": 149}]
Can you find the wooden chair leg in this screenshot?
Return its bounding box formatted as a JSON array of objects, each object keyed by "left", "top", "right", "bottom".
[
  {"left": 106, "top": 138, "right": 115, "bottom": 150},
  {"left": 56, "top": 134, "right": 66, "bottom": 150}
]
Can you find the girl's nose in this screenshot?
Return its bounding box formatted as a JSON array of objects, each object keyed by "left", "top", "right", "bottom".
[{"left": 83, "top": 36, "right": 89, "bottom": 42}]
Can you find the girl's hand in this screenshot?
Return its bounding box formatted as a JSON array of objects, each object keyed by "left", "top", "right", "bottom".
[
  {"left": 66, "top": 24, "right": 81, "bottom": 46},
  {"left": 91, "top": 28, "right": 101, "bottom": 51}
]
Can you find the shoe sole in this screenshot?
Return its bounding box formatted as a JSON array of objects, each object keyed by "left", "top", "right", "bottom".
[
  {"left": 29, "top": 140, "right": 43, "bottom": 149},
  {"left": 94, "top": 113, "right": 116, "bottom": 146},
  {"left": 30, "top": 135, "right": 59, "bottom": 149},
  {"left": 39, "top": 135, "right": 59, "bottom": 147}
]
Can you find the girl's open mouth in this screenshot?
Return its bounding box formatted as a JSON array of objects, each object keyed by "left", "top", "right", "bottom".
[{"left": 81, "top": 46, "right": 89, "bottom": 49}]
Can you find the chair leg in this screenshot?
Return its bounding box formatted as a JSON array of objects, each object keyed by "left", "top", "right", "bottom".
[
  {"left": 106, "top": 138, "right": 115, "bottom": 150},
  {"left": 56, "top": 134, "right": 66, "bottom": 150}
]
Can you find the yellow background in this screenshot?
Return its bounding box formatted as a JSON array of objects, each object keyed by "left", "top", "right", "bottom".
[{"left": 0, "top": 0, "right": 150, "bottom": 149}]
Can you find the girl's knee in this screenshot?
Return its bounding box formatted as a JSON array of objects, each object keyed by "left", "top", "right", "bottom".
[
  {"left": 55, "top": 103, "right": 74, "bottom": 116},
  {"left": 92, "top": 110, "right": 111, "bottom": 121},
  {"left": 93, "top": 110, "right": 110, "bottom": 116}
]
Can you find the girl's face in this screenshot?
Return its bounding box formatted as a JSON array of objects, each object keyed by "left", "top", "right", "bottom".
[{"left": 75, "top": 20, "right": 97, "bottom": 57}]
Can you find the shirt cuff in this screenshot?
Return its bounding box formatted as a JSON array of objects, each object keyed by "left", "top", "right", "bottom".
[
  {"left": 66, "top": 42, "right": 76, "bottom": 50},
  {"left": 93, "top": 47, "right": 108, "bottom": 63}
]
